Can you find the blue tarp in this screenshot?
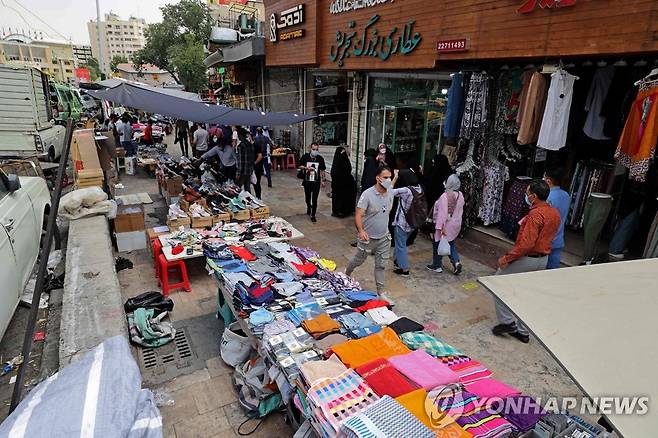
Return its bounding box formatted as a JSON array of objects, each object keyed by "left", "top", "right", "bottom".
[{"left": 90, "top": 80, "right": 314, "bottom": 126}]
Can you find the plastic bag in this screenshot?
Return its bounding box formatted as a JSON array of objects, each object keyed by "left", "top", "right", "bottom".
[
  {"left": 437, "top": 236, "right": 451, "bottom": 256},
  {"left": 58, "top": 187, "right": 116, "bottom": 220},
  {"left": 220, "top": 321, "right": 252, "bottom": 367},
  {"left": 250, "top": 171, "right": 257, "bottom": 185}
]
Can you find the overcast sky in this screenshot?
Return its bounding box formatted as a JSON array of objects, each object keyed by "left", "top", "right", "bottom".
[{"left": 0, "top": 0, "right": 175, "bottom": 45}]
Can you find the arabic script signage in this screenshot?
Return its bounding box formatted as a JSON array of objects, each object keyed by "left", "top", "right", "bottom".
[
  {"left": 329, "top": 0, "right": 389, "bottom": 15},
  {"left": 270, "top": 4, "right": 304, "bottom": 42},
  {"left": 517, "top": 0, "right": 576, "bottom": 14},
  {"left": 329, "top": 15, "right": 422, "bottom": 67}
]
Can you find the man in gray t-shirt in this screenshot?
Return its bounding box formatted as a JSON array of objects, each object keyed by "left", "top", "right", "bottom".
[
  {"left": 193, "top": 124, "right": 209, "bottom": 155},
  {"left": 346, "top": 167, "right": 398, "bottom": 296}
]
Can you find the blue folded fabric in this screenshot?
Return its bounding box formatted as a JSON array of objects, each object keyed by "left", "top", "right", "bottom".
[
  {"left": 338, "top": 312, "right": 381, "bottom": 339},
  {"left": 287, "top": 303, "right": 323, "bottom": 327},
  {"left": 341, "top": 290, "right": 378, "bottom": 302},
  {"left": 215, "top": 259, "right": 249, "bottom": 273},
  {"left": 249, "top": 307, "right": 274, "bottom": 327},
  {"left": 272, "top": 271, "right": 296, "bottom": 282}
]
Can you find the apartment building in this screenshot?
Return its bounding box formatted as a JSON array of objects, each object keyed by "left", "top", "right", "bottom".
[
  {"left": 0, "top": 33, "right": 76, "bottom": 84},
  {"left": 87, "top": 12, "right": 147, "bottom": 75},
  {"left": 72, "top": 44, "right": 93, "bottom": 66}
]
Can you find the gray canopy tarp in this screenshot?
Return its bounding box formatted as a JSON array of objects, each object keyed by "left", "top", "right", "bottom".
[{"left": 89, "top": 80, "right": 314, "bottom": 126}]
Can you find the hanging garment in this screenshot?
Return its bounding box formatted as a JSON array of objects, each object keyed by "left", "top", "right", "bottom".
[
  {"left": 515, "top": 69, "right": 534, "bottom": 127},
  {"left": 582, "top": 194, "right": 613, "bottom": 262},
  {"left": 499, "top": 178, "right": 531, "bottom": 239},
  {"left": 444, "top": 72, "right": 466, "bottom": 140},
  {"left": 517, "top": 72, "right": 549, "bottom": 145},
  {"left": 537, "top": 70, "right": 577, "bottom": 151},
  {"left": 494, "top": 69, "right": 523, "bottom": 135},
  {"left": 478, "top": 161, "right": 510, "bottom": 226},
  {"left": 615, "top": 85, "right": 658, "bottom": 182},
  {"left": 601, "top": 67, "right": 649, "bottom": 139},
  {"left": 583, "top": 65, "right": 615, "bottom": 140},
  {"left": 643, "top": 211, "right": 658, "bottom": 258},
  {"left": 460, "top": 72, "right": 491, "bottom": 139}
]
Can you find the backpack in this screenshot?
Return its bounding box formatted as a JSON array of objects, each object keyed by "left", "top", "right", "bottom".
[{"left": 403, "top": 187, "right": 428, "bottom": 229}]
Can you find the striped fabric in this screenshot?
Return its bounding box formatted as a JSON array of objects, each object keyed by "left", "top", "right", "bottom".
[
  {"left": 449, "top": 359, "right": 493, "bottom": 384},
  {"left": 439, "top": 355, "right": 472, "bottom": 366},
  {"left": 400, "top": 331, "right": 464, "bottom": 357},
  {"left": 429, "top": 384, "right": 513, "bottom": 438},
  {"left": 341, "top": 396, "right": 435, "bottom": 438},
  {"left": 307, "top": 369, "right": 380, "bottom": 436}
]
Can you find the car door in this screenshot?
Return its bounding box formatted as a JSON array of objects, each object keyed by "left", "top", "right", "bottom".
[
  {"left": 0, "top": 178, "right": 20, "bottom": 339},
  {"left": 0, "top": 176, "right": 39, "bottom": 296}
]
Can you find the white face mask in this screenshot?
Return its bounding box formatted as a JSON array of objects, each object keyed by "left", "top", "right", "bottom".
[
  {"left": 213, "top": 136, "right": 218, "bottom": 143},
  {"left": 379, "top": 147, "right": 386, "bottom": 154},
  {"left": 379, "top": 177, "right": 392, "bottom": 190}
]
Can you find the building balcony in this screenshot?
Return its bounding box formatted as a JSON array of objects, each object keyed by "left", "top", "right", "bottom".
[{"left": 203, "top": 36, "right": 264, "bottom": 68}]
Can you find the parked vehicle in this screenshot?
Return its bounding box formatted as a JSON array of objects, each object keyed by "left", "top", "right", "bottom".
[
  {"left": 49, "top": 82, "right": 83, "bottom": 123},
  {"left": 0, "top": 65, "right": 66, "bottom": 161},
  {"left": 78, "top": 91, "right": 100, "bottom": 111},
  {"left": 0, "top": 167, "right": 55, "bottom": 339}
]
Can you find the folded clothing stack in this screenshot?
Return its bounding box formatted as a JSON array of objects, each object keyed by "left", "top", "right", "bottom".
[
  {"left": 202, "top": 241, "right": 233, "bottom": 260},
  {"left": 331, "top": 327, "right": 410, "bottom": 369},
  {"left": 338, "top": 312, "right": 382, "bottom": 339},
  {"left": 355, "top": 358, "right": 417, "bottom": 398},
  {"left": 388, "top": 349, "right": 460, "bottom": 390},
  {"left": 301, "top": 314, "right": 341, "bottom": 339},
  {"left": 287, "top": 302, "right": 324, "bottom": 327}
]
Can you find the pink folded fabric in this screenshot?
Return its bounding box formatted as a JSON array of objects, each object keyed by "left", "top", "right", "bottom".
[
  {"left": 388, "top": 349, "right": 460, "bottom": 390},
  {"left": 465, "top": 378, "right": 521, "bottom": 401}
]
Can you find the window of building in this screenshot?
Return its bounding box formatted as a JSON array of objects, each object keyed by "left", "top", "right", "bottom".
[
  {"left": 8, "top": 55, "right": 20, "bottom": 61},
  {"left": 311, "top": 73, "right": 349, "bottom": 146}
]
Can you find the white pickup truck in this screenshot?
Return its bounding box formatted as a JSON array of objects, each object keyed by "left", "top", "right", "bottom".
[
  {"left": 0, "top": 65, "right": 66, "bottom": 161},
  {"left": 0, "top": 169, "right": 52, "bottom": 339}
]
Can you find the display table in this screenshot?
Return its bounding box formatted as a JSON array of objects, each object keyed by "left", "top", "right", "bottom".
[
  {"left": 479, "top": 259, "right": 658, "bottom": 438},
  {"left": 159, "top": 217, "right": 304, "bottom": 262}
]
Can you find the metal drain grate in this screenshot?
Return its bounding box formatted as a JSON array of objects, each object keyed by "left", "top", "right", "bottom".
[{"left": 138, "top": 328, "right": 197, "bottom": 382}]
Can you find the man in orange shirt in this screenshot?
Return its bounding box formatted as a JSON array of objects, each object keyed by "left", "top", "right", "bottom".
[{"left": 492, "top": 180, "right": 561, "bottom": 343}]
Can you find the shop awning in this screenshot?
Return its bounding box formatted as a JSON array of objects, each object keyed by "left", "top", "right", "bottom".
[
  {"left": 89, "top": 80, "right": 313, "bottom": 126},
  {"left": 478, "top": 259, "right": 658, "bottom": 438},
  {"left": 204, "top": 37, "right": 265, "bottom": 67}
]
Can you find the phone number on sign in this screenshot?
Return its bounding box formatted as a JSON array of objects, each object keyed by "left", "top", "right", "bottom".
[{"left": 436, "top": 39, "right": 468, "bottom": 53}]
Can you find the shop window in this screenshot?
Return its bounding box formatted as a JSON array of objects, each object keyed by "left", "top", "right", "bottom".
[{"left": 312, "top": 74, "right": 349, "bottom": 146}]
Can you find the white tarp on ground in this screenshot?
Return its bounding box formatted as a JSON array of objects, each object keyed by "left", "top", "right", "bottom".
[
  {"left": 478, "top": 259, "right": 658, "bottom": 438},
  {"left": 89, "top": 80, "right": 314, "bottom": 126},
  {"left": 0, "top": 336, "right": 162, "bottom": 438}
]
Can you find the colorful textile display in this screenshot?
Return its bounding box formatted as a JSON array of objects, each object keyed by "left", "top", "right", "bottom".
[
  {"left": 388, "top": 349, "right": 460, "bottom": 390},
  {"left": 355, "top": 358, "right": 417, "bottom": 398},
  {"left": 400, "top": 331, "right": 464, "bottom": 357},
  {"left": 340, "top": 395, "right": 435, "bottom": 438},
  {"left": 300, "top": 354, "right": 348, "bottom": 387},
  {"left": 464, "top": 378, "right": 522, "bottom": 401},
  {"left": 491, "top": 395, "right": 547, "bottom": 433},
  {"left": 307, "top": 369, "right": 380, "bottom": 437},
  {"left": 449, "top": 359, "right": 493, "bottom": 384},
  {"left": 300, "top": 313, "right": 341, "bottom": 339},
  {"left": 430, "top": 385, "right": 513, "bottom": 438},
  {"left": 331, "top": 327, "right": 411, "bottom": 368},
  {"left": 388, "top": 317, "right": 424, "bottom": 335}
]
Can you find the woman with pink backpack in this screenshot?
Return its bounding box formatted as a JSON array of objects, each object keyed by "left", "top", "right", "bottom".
[{"left": 427, "top": 174, "right": 464, "bottom": 275}]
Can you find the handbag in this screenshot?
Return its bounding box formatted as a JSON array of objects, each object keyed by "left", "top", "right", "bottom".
[
  {"left": 297, "top": 168, "right": 305, "bottom": 180},
  {"left": 437, "top": 236, "right": 451, "bottom": 256}
]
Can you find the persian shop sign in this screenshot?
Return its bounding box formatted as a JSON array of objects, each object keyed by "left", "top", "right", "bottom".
[
  {"left": 517, "top": 0, "right": 576, "bottom": 14},
  {"left": 330, "top": 0, "right": 389, "bottom": 15},
  {"left": 330, "top": 15, "right": 421, "bottom": 67},
  {"left": 269, "top": 4, "right": 304, "bottom": 42}
]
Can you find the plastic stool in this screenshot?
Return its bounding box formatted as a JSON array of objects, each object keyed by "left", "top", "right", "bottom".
[
  {"left": 152, "top": 238, "right": 163, "bottom": 279},
  {"left": 286, "top": 153, "right": 296, "bottom": 169},
  {"left": 157, "top": 254, "right": 192, "bottom": 297}
]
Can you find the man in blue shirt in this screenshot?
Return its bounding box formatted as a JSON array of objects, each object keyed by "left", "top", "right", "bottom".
[{"left": 544, "top": 167, "right": 571, "bottom": 269}]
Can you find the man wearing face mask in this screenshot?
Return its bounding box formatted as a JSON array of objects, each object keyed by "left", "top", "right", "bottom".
[
  {"left": 345, "top": 167, "right": 400, "bottom": 303},
  {"left": 298, "top": 143, "right": 326, "bottom": 222},
  {"left": 492, "top": 180, "right": 560, "bottom": 344}
]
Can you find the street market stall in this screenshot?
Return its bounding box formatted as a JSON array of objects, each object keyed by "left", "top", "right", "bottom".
[{"left": 479, "top": 259, "right": 658, "bottom": 438}]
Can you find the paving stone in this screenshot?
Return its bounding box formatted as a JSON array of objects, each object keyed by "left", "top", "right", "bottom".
[
  {"left": 173, "top": 407, "right": 233, "bottom": 438},
  {"left": 162, "top": 369, "right": 211, "bottom": 393},
  {"left": 206, "top": 356, "right": 232, "bottom": 378},
  {"left": 158, "top": 387, "right": 198, "bottom": 430},
  {"left": 192, "top": 375, "right": 237, "bottom": 414}
]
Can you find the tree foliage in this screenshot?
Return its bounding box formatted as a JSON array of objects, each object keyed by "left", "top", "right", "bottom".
[
  {"left": 83, "top": 57, "right": 101, "bottom": 81},
  {"left": 133, "top": 0, "right": 211, "bottom": 92},
  {"left": 110, "top": 54, "right": 129, "bottom": 72}
]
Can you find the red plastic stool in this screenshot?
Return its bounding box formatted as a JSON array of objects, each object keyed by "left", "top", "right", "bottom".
[
  {"left": 286, "top": 153, "right": 296, "bottom": 169},
  {"left": 157, "top": 254, "right": 192, "bottom": 297},
  {"left": 152, "top": 239, "right": 163, "bottom": 279}
]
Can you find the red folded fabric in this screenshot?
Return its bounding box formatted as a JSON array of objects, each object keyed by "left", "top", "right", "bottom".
[
  {"left": 354, "top": 299, "right": 390, "bottom": 312},
  {"left": 229, "top": 245, "right": 257, "bottom": 261},
  {"left": 355, "top": 358, "right": 417, "bottom": 398},
  {"left": 291, "top": 261, "right": 317, "bottom": 277}
]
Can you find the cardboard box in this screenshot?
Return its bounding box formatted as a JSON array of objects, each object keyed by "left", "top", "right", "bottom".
[
  {"left": 165, "top": 176, "right": 183, "bottom": 198},
  {"left": 167, "top": 215, "right": 191, "bottom": 230},
  {"left": 115, "top": 230, "right": 147, "bottom": 252},
  {"left": 231, "top": 209, "right": 251, "bottom": 221},
  {"left": 179, "top": 196, "right": 206, "bottom": 212},
  {"left": 212, "top": 212, "right": 231, "bottom": 225},
  {"left": 114, "top": 204, "right": 145, "bottom": 233},
  {"left": 191, "top": 215, "right": 213, "bottom": 229},
  {"left": 146, "top": 226, "right": 170, "bottom": 241},
  {"left": 250, "top": 206, "right": 270, "bottom": 219}
]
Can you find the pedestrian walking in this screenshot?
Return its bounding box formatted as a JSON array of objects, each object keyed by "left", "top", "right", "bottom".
[
  {"left": 235, "top": 127, "right": 255, "bottom": 193},
  {"left": 253, "top": 127, "right": 274, "bottom": 194},
  {"left": 298, "top": 143, "right": 326, "bottom": 223},
  {"left": 192, "top": 123, "right": 209, "bottom": 158},
  {"left": 330, "top": 146, "right": 356, "bottom": 218},
  {"left": 391, "top": 169, "right": 424, "bottom": 276},
  {"left": 427, "top": 174, "right": 464, "bottom": 274},
  {"left": 360, "top": 148, "right": 380, "bottom": 191},
  {"left": 175, "top": 119, "right": 190, "bottom": 157},
  {"left": 425, "top": 153, "right": 453, "bottom": 210},
  {"left": 120, "top": 114, "right": 136, "bottom": 156},
  {"left": 544, "top": 167, "right": 570, "bottom": 269},
  {"left": 345, "top": 166, "right": 398, "bottom": 302},
  {"left": 492, "top": 180, "right": 561, "bottom": 343}
]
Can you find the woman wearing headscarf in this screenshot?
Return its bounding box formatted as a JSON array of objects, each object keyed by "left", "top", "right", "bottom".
[
  {"left": 330, "top": 146, "right": 356, "bottom": 217},
  {"left": 376, "top": 143, "right": 397, "bottom": 170},
  {"left": 427, "top": 174, "right": 464, "bottom": 275},
  {"left": 391, "top": 169, "right": 423, "bottom": 276},
  {"left": 360, "top": 148, "right": 379, "bottom": 191},
  {"left": 426, "top": 153, "right": 453, "bottom": 210}
]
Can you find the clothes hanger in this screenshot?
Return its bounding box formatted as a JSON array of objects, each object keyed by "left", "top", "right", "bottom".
[
  {"left": 591, "top": 192, "right": 612, "bottom": 199},
  {"left": 634, "top": 68, "right": 658, "bottom": 86},
  {"left": 614, "top": 59, "right": 627, "bottom": 67}
]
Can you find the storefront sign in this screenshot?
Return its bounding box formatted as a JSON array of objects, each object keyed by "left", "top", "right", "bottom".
[
  {"left": 280, "top": 29, "right": 305, "bottom": 41},
  {"left": 436, "top": 38, "right": 468, "bottom": 53},
  {"left": 330, "top": 0, "right": 389, "bottom": 15},
  {"left": 270, "top": 4, "right": 304, "bottom": 43},
  {"left": 517, "top": 0, "right": 576, "bottom": 14},
  {"left": 330, "top": 15, "right": 422, "bottom": 67}
]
